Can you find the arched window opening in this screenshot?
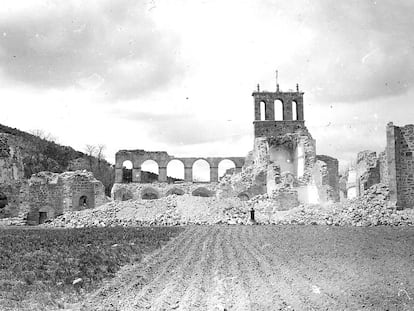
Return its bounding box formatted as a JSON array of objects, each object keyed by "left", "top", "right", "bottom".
[
  {"left": 122, "top": 160, "right": 133, "bottom": 183},
  {"left": 79, "top": 195, "right": 88, "bottom": 208},
  {"left": 167, "top": 159, "right": 185, "bottom": 182},
  {"left": 260, "top": 101, "right": 266, "bottom": 121},
  {"left": 122, "top": 191, "right": 133, "bottom": 201},
  {"left": 39, "top": 212, "right": 47, "bottom": 224},
  {"left": 141, "top": 160, "right": 159, "bottom": 183},
  {"left": 218, "top": 159, "right": 236, "bottom": 179},
  {"left": 274, "top": 99, "right": 283, "bottom": 120},
  {"left": 292, "top": 100, "right": 298, "bottom": 120},
  {"left": 192, "top": 159, "right": 210, "bottom": 182},
  {"left": 166, "top": 187, "right": 185, "bottom": 196},
  {"left": 237, "top": 192, "right": 250, "bottom": 201},
  {"left": 192, "top": 187, "right": 214, "bottom": 197},
  {"left": 141, "top": 187, "right": 160, "bottom": 200}
]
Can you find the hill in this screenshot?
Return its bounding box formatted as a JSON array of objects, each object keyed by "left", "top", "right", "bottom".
[{"left": 0, "top": 123, "right": 114, "bottom": 195}]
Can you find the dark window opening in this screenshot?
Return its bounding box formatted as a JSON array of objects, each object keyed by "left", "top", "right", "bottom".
[
  {"left": 142, "top": 192, "right": 159, "bottom": 200},
  {"left": 79, "top": 195, "right": 88, "bottom": 208},
  {"left": 238, "top": 193, "right": 249, "bottom": 201},
  {"left": 166, "top": 187, "right": 185, "bottom": 196},
  {"left": 122, "top": 167, "right": 133, "bottom": 183},
  {"left": 39, "top": 212, "right": 47, "bottom": 224},
  {"left": 192, "top": 187, "right": 213, "bottom": 197},
  {"left": 0, "top": 194, "right": 7, "bottom": 208}
]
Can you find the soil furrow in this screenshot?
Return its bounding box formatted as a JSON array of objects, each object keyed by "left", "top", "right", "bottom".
[
  {"left": 129, "top": 227, "right": 212, "bottom": 310},
  {"left": 82, "top": 226, "right": 198, "bottom": 310}
]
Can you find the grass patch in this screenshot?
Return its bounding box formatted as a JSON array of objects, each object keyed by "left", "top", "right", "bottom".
[{"left": 0, "top": 226, "right": 183, "bottom": 310}]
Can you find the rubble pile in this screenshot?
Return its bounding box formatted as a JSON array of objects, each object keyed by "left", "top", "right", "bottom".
[
  {"left": 44, "top": 195, "right": 251, "bottom": 228},
  {"left": 265, "top": 183, "right": 413, "bottom": 226},
  {"left": 0, "top": 216, "right": 26, "bottom": 226},
  {"left": 40, "top": 183, "right": 414, "bottom": 228}
]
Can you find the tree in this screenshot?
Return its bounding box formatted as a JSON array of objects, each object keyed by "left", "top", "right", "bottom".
[
  {"left": 29, "top": 129, "right": 57, "bottom": 143},
  {"left": 84, "top": 145, "right": 96, "bottom": 170},
  {"left": 96, "top": 144, "right": 106, "bottom": 171}
]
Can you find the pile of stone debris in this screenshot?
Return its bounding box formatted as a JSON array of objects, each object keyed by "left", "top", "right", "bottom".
[
  {"left": 44, "top": 195, "right": 251, "bottom": 228},
  {"left": 39, "top": 183, "right": 414, "bottom": 228},
  {"left": 249, "top": 183, "right": 413, "bottom": 226},
  {"left": 0, "top": 215, "right": 26, "bottom": 227}
]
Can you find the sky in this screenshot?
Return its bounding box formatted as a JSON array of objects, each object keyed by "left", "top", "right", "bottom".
[{"left": 1, "top": 0, "right": 414, "bottom": 177}]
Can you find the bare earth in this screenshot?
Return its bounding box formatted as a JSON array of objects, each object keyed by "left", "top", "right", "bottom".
[{"left": 79, "top": 225, "right": 414, "bottom": 311}]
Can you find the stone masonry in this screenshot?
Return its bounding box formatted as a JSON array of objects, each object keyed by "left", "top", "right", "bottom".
[
  {"left": 115, "top": 150, "right": 245, "bottom": 184},
  {"left": 387, "top": 122, "right": 414, "bottom": 209},
  {"left": 0, "top": 170, "right": 107, "bottom": 224},
  {"left": 250, "top": 83, "right": 339, "bottom": 204}
]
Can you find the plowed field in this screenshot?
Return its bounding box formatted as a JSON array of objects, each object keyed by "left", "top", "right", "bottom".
[{"left": 81, "top": 225, "right": 414, "bottom": 311}]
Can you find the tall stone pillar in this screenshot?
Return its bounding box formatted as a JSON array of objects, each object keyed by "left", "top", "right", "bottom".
[
  {"left": 159, "top": 167, "right": 167, "bottom": 182},
  {"left": 265, "top": 101, "right": 274, "bottom": 120},
  {"left": 184, "top": 167, "right": 193, "bottom": 182},
  {"left": 284, "top": 100, "right": 293, "bottom": 120},
  {"left": 386, "top": 123, "right": 399, "bottom": 207},
  {"left": 254, "top": 99, "right": 261, "bottom": 120},
  {"left": 132, "top": 168, "right": 141, "bottom": 182},
  {"left": 297, "top": 99, "right": 304, "bottom": 121},
  {"left": 210, "top": 167, "right": 219, "bottom": 182}
]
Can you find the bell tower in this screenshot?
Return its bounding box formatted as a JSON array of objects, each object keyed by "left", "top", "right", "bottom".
[{"left": 252, "top": 82, "right": 305, "bottom": 138}]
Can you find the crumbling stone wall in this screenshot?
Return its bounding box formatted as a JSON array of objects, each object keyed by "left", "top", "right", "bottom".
[
  {"left": 1, "top": 170, "right": 107, "bottom": 224},
  {"left": 387, "top": 123, "right": 414, "bottom": 209},
  {"left": 312, "top": 155, "right": 340, "bottom": 202},
  {"left": 356, "top": 150, "right": 381, "bottom": 196},
  {"left": 254, "top": 121, "right": 306, "bottom": 138},
  {"left": 378, "top": 151, "right": 389, "bottom": 185},
  {"left": 26, "top": 172, "right": 64, "bottom": 225},
  {"left": 270, "top": 187, "right": 300, "bottom": 211},
  {"left": 111, "top": 182, "right": 219, "bottom": 201},
  {"left": 0, "top": 182, "right": 26, "bottom": 218}
]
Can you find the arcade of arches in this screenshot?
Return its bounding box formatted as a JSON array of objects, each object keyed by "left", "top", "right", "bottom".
[{"left": 115, "top": 150, "right": 245, "bottom": 183}]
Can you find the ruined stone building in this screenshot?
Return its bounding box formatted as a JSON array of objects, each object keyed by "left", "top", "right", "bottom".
[
  {"left": 347, "top": 122, "right": 414, "bottom": 209},
  {"left": 352, "top": 123, "right": 414, "bottom": 209},
  {"left": 0, "top": 133, "right": 107, "bottom": 224},
  {"left": 247, "top": 83, "right": 339, "bottom": 204},
  {"left": 112, "top": 82, "right": 340, "bottom": 206},
  {"left": 111, "top": 150, "right": 246, "bottom": 200}
]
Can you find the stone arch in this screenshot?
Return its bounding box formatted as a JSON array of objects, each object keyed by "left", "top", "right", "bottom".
[
  {"left": 122, "top": 160, "right": 133, "bottom": 183},
  {"left": 141, "top": 160, "right": 159, "bottom": 183},
  {"left": 192, "top": 159, "right": 210, "bottom": 182},
  {"left": 292, "top": 100, "right": 298, "bottom": 120},
  {"left": 260, "top": 101, "right": 266, "bottom": 121},
  {"left": 218, "top": 159, "right": 236, "bottom": 179},
  {"left": 141, "top": 187, "right": 160, "bottom": 200},
  {"left": 113, "top": 187, "right": 134, "bottom": 201},
  {"left": 274, "top": 99, "right": 283, "bottom": 120},
  {"left": 166, "top": 187, "right": 185, "bottom": 196},
  {"left": 237, "top": 192, "right": 250, "bottom": 201},
  {"left": 192, "top": 187, "right": 214, "bottom": 197},
  {"left": 79, "top": 195, "right": 89, "bottom": 208},
  {"left": 167, "top": 159, "right": 185, "bottom": 182}
]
